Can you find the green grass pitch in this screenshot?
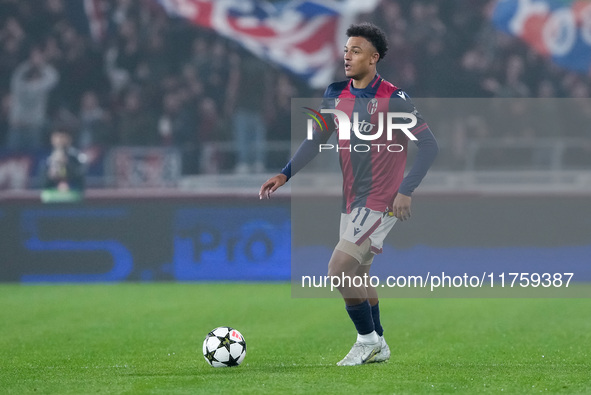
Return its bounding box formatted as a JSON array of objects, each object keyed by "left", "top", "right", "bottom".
[{"left": 1, "top": 283, "right": 590, "bottom": 394}]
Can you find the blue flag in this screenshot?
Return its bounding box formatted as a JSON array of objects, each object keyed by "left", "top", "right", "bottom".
[{"left": 492, "top": 0, "right": 591, "bottom": 74}]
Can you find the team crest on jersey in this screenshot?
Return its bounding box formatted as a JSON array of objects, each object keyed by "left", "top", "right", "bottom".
[{"left": 367, "top": 98, "right": 378, "bottom": 115}]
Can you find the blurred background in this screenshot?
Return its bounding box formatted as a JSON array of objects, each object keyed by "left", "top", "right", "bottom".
[{"left": 0, "top": 0, "right": 590, "bottom": 285}]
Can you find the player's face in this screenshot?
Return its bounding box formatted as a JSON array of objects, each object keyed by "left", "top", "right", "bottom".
[{"left": 343, "top": 37, "right": 379, "bottom": 80}]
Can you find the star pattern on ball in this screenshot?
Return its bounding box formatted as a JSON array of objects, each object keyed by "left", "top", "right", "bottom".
[
  {"left": 225, "top": 352, "right": 241, "bottom": 367},
  {"left": 205, "top": 349, "right": 217, "bottom": 363},
  {"left": 219, "top": 335, "right": 232, "bottom": 352},
  {"left": 203, "top": 327, "right": 246, "bottom": 367}
]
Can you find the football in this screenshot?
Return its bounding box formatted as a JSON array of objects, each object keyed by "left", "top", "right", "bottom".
[{"left": 202, "top": 326, "right": 247, "bottom": 367}]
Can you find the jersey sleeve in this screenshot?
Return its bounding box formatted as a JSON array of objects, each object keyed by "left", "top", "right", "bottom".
[
  {"left": 398, "top": 126, "right": 438, "bottom": 196},
  {"left": 390, "top": 90, "right": 439, "bottom": 196}
]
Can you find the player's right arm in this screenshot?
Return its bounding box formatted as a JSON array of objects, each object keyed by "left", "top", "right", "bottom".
[
  {"left": 260, "top": 88, "right": 336, "bottom": 200},
  {"left": 259, "top": 126, "right": 332, "bottom": 199}
]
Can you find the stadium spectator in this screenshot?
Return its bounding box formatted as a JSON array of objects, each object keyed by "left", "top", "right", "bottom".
[
  {"left": 77, "top": 90, "right": 113, "bottom": 149},
  {"left": 55, "top": 24, "right": 107, "bottom": 113},
  {"left": 189, "top": 35, "right": 210, "bottom": 79},
  {"left": 0, "top": 0, "right": 590, "bottom": 176},
  {"left": 42, "top": 126, "right": 86, "bottom": 192},
  {"left": 105, "top": 19, "right": 141, "bottom": 96},
  {"left": 157, "top": 91, "right": 195, "bottom": 146},
  {"left": 0, "top": 93, "right": 9, "bottom": 147},
  {"left": 228, "top": 51, "right": 272, "bottom": 174},
  {"left": 267, "top": 74, "right": 297, "bottom": 144},
  {"left": 486, "top": 55, "right": 531, "bottom": 98},
  {"left": 0, "top": 16, "right": 25, "bottom": 92},
  {"left": 7, "top": 46, "right": 59, "bottom": 151},
  {"left": 455, "top": 48, "right": 492, "bottom": 97},
  {"left": 184, "top": 97, "right": 223, "bottom": 174},
  {"left": 115, "top": 88, "right": 157, "bottom": 146},
  {"left": 199, "top": 38, "right": 235, "bottom": 117},
  {"left": 136, "top": 30, "right": 172, "bottom": 88},
  {"left": 407, "top": 2, "right": 446, "bottom": 47},
  {"left": 265, "top": 73, "right": 297, "bottom": 170}
]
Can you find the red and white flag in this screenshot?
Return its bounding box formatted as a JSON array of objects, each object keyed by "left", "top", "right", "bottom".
[{"left": 156, "top": 0, "right": 379, "bottom": 87}]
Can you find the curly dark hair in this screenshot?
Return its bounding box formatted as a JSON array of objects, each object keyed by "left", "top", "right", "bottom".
[{"left": 346, "top": 22, "right": 388, "bottom": 62}]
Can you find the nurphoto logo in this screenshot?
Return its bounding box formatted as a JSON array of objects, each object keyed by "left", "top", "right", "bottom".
[{"left": 302, "top": 107, "right": 418, "bottom": 153}]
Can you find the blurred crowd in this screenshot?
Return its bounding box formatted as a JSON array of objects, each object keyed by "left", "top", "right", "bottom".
[
  {"left": 374, "top": 1, "right": 590, "bottom": 99},
  {"left": 0, "top": 0, "right": 589, "bottom": 174}
]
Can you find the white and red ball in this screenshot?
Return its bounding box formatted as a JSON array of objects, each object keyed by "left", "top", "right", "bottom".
[{"left": 202, "top": 327, "right": 246, "bottom": 367}]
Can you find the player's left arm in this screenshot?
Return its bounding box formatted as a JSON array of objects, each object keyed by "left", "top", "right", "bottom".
[
  {"left": 390, "top": 92, "right": 439, "bottom": 221},
  {"left": 392, "top": 125, "right": 438, "bottom": 220}
]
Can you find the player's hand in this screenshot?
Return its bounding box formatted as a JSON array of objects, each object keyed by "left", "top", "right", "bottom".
[
  {"left": 390, "top": 193, "right": 412, "bottom": 221},
  {"left": 259, "top": 174, "right": 287, "bottom": 200}
]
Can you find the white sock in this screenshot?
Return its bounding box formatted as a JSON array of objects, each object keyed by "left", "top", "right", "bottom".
[{"left": 357, "top": 331, "right": 379, "bottom": 344}]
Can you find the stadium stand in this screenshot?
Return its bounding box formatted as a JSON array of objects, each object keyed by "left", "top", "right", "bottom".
[{"left": 0, "top": 0, "right": 589, "bottom": 191}]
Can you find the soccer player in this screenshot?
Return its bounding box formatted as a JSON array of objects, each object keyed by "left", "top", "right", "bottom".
[{"left": 259, "top": 23, "right": 438, "bottom": 366}]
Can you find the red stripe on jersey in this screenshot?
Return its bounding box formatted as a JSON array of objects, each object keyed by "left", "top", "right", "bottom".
[
  {"left": 371, "top": 76, "right": 381, "bottom": 88},
  {"left": 363, "top": 80, "right": 408, "bottom": 212},
  {"left": 334, "top": 75, "right": 412, "bottom": 213},
  {"left": 412, "top": 123, "right": 429, "bottom": 135},
  {"left": 376, "top": 78, "right": 398, "bottom": 92},
  {"left": 356, "top": 217, "right": 382, "bottom": 246},
  {"left": 336, "top": 89, "right": 356, "bottom": 211}
]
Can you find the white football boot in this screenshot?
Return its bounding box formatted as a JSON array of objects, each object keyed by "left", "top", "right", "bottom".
[
  {"left": 336, "top": 340, "right": 382, "bottom": 366},
  {"left": 373, "top": 336, "right": 390, "bottom": 363}
]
